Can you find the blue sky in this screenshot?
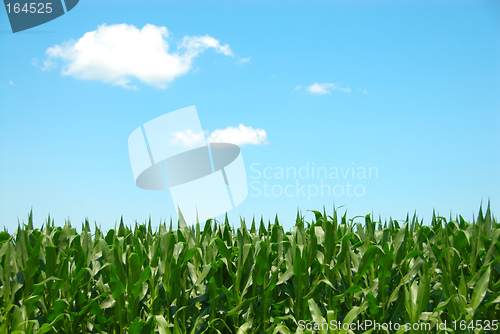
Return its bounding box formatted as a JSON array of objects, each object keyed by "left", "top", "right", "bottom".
[{"left": 1, "top": 0, "right": 499, "bottom": 232}]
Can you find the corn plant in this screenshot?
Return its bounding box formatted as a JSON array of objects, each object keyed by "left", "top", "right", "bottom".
[{"left": 0, "top": 204, "right": 498, "bottom": 333}]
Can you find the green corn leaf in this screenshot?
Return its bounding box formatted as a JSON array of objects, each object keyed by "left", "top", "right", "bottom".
[{"left": 471, "top": 265, "right": 491, "bottom": 309}]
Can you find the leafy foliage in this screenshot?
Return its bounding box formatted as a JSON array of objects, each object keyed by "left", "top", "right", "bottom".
[{"left": 0, "top": 205, "right": 499, "bottom": 333}]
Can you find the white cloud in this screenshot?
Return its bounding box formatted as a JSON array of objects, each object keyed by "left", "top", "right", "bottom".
[
  {"left": 170, "top": 129, "right": 206, "bottom": 148},
  {"left": 43, "top": 23, "right": 234, "bottom": 89},
  {"left": 357, "top": 87, "right": 368, "bottom": 94},
  {"left": 32, "top": 57, "right": 56, "bottom": 71},
  {"left": 237, "top": 56, "right": 251, "bottom": 64},
  {"left": 208, "top": 124, "right": 267, "bottom": 146},
  {"left": 170, "top": 124, "right": 267, "bottom": 147},
  {"left": 0, "top": 81, "right": 14, "bottom": 88},
  {"left": 306, "top": 82, "right": 351, "bottom": 95}
]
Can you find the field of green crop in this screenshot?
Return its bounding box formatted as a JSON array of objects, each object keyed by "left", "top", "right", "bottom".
[{"left": 0, "top": 205, "right": 499, "bottom": 333}]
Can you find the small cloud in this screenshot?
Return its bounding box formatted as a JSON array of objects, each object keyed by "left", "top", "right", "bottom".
[
  {"left": 42, "top": 59, "right": 57, "bottom": 71},
  {"left": 294, "top": 85, "right": 302, "bottom": 91},
  {"left": 178, "top": 35, "right": 234, "bottom": 57},
  {"left": 338, "top": 86, "right": 352, "bottom": 93},
  {"left": 169, "top": 124, "right": 268, "bottom": 147},
  {"left": 31, "top": 58, "right": 57, "bottom": 71},
  {"left": 42, "top": 23, "right": 234, "bottom": 89},
  {"left": 237, "top": 56, "right": 251, "bottom": 64},
  {"left": 357, "top": 87, "right": 368, "bottom": 94},
  {"left": 0, "top": 81, "right": 15, "bottom": 88},
  {"left": 306, "top": 82, "right": 351, "bottom": 95},
  {"left": 32, "top": 57, "right": 57, "bottom": 71},
  {"left": 170, "top": 129, "right": 206, "bottom": 148},
  {"left": 208, "top": 124, "right": 267, "bottom": 146}
]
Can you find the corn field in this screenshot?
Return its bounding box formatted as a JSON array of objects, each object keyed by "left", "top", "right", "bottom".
[{"left": 0, "top": 205, "right": 499, "bottom": 333}]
